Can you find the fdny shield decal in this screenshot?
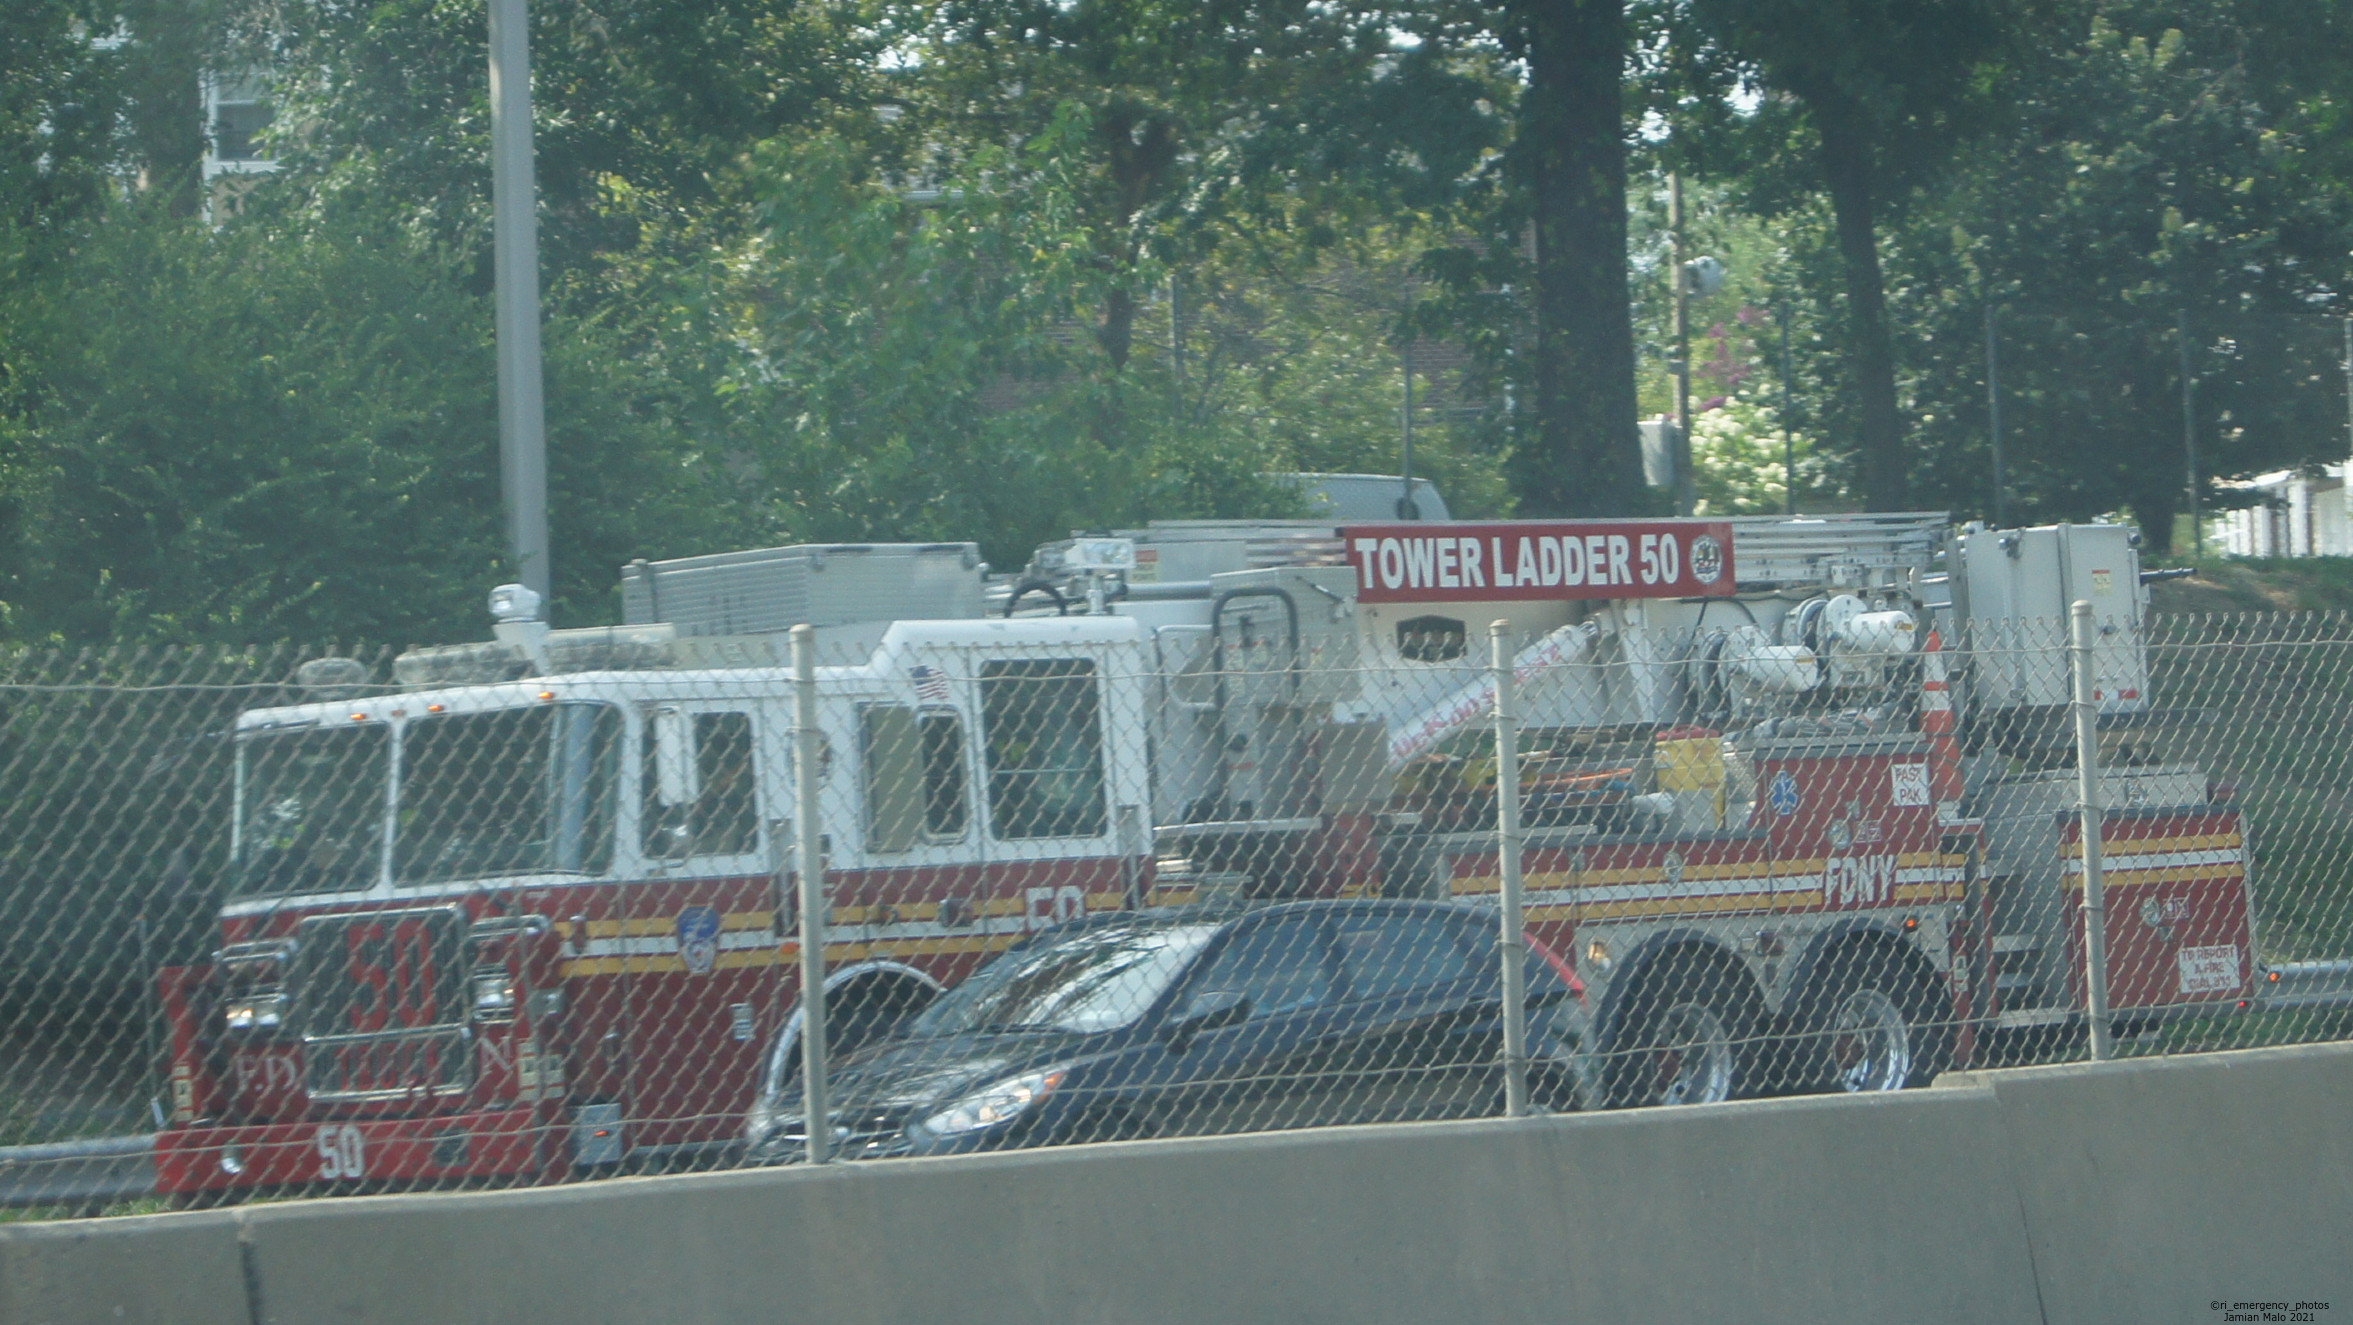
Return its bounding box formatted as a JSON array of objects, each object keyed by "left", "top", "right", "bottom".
[{"left": 676, "top": 906, "right": 723, "bottom": 976}]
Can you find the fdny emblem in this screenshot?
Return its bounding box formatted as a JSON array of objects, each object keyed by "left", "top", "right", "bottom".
[
  {"left": 1689, "top": 534, "right": 1726, "bottom": 585},
  {"left": 677, "top": 906, "right": 722, "bottom": 976}
]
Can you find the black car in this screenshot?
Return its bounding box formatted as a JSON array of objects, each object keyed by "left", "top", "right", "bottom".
[{"left": 745, "top": 899, "right": 1598, "bottom": 1162}]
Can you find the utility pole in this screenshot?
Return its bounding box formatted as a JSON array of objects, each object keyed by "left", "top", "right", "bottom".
[
  {"left": 1398, "top": 340, "right": 1421, "bottom": 519},
  {"left": 2179, "top": 310, "right": 2199, "bottom": 557},
  {"left": 1986, "top": 302, "right": 2006, "bottom": 527},
  {"left": 490, "top": 0, "right": 550, "bottom": 605},
  {"left": 1779, "top": 303, "right": 1796, "bottom": 516},
  {"left": 1169, "top": 275, "right": 1184, "bottom": 422},
  {"left": 1668, "top": 174, "right": 1694, "bottom": 515}
]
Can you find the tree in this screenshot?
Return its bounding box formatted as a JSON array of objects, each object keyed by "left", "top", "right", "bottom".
[
  {"left": 246, "top": 0, "right": 881, "bottom": 276},
  {"left": 1686, "top": 0, "right": 2022, "bottom": 509},
  {"left": 1885, "top": 3, "right": 2353, "bottom": 546},
  {"left": 4, "top": 204, "right": 730, "bottom": 642},
  {"left": 1507, "top": 0, "right": 1646, "bottom": 516},
  {"left": 899, "top": 0, "right": 1505, "bottom": 385},
  {"left": 622, "top": 116, "right": 1512, "bottom": 570}
]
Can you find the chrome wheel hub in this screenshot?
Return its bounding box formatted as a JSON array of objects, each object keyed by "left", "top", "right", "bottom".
[
  {"left": 1828, "top": 987, "right": 1913, "bottom": 1092},
  {"left": 1648, "top": 1001, "right": 1735, "bottom": 1106}
]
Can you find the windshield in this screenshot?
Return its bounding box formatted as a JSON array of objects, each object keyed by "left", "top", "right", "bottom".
[
  {"left": 395, "top": 704, "right": 620, "bottom": 884},
  {"left": 231, "top": 702, "right": 621, "bottom": 897},
  {"left": 908, "top": 923, "right": 1219, "bottom": 1037},
  {"left": 234, "top": 724, "right": 391, "bottom": 897}
]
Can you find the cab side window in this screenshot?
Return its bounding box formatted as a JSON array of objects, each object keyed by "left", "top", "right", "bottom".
[
  {"left": 864, "top": 705, "right": 970, "bottom": 851},
  {"left": 979, "top": 659, "right": 1107, "bottom": 840},
  {"left": 642, "top": 710, "right": 759, "bottom": 857}
]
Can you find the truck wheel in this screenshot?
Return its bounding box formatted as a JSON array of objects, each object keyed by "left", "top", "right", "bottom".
[
  {"left": 1521, "top": 1004, "right": 1601, "bottom": 1113},
  {"left": 1797, "top": 948, "right": 1949, "bottom": 1092},
  {"left": 1605, "top": 967, "right": 1757, "bottom": 1107}
]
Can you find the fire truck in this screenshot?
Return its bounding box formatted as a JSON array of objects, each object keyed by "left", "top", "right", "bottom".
[{"left": 152, "top": 488, "right": 2255, "bottom": 1196}]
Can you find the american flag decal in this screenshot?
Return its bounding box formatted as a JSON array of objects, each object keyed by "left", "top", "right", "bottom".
[{"left": 912, "top": 665, "right": 952, "bottom": 704}]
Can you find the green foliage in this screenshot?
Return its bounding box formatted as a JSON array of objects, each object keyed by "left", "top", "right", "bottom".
[
  {"left": 2, "top": 199, "right": 727, "bottom": 642},
  {"left": 5, "top": 0, "right": 2353, "bottom": 645},
  {"left": 1652, "top": 0, "right": 2353, "bottom": 536},
  {"left": 631, "top": 114, "right": 1510, "bottom": 569},
  {"left": 1882, "top": 1, "right": 2353, "bottom": 543},
  {"left": 246, "top": 0, "right": 882, "bottom": 274}
]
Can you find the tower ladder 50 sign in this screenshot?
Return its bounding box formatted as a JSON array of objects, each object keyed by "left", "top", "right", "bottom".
[{"left": 1340, "top": 521, "right": 1736, "bottom": 603}]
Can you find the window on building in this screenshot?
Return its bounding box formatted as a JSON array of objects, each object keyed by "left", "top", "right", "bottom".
[{"left": 213, "top": 99, "right": 273, "bottom": 161}]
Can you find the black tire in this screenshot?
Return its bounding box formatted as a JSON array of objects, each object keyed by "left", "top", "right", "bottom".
[
  {"left": 1789, "top": 944, "right": 1951, "bottom": 1093},
  {"left": 1603, "top": 958, "right": 1762, "bottom": 1108}
]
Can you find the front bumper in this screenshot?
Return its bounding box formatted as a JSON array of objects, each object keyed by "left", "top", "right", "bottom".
[{"left": 155, "top": 1105, "right": 548, "bottom": 1193}]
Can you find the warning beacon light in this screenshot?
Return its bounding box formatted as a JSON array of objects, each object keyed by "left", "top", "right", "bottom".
[{"left": 488, "top": 582, "right": 543, "bottom": 624}]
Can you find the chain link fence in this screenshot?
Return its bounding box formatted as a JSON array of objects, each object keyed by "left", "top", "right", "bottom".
[{"left": 2, "top": 609, "right": 2350, "bottom": 1216}]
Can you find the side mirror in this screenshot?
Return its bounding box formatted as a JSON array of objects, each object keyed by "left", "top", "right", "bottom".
[
  {"left": 1161, "top": 989, "right": 1252, "bottom": 1050},
  {"left": 652, "top": 707, "right": 699, "bottom": 806}
]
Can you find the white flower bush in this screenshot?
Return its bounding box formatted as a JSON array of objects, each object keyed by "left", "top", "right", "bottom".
[{"left": 1686, "top": 394, "right": 1843, "bottom": 515}]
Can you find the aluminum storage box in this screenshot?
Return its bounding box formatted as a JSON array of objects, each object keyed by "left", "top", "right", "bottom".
[{"left": 621, "top": 542, "right": 984, "bottom": 635}]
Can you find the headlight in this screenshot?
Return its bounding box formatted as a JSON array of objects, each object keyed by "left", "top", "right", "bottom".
[
  {"left": 223, "top": 993, "right": 286, "bottom": 1034},
  {"left": 920, "top": 1068, "right": 1067, "bottom": 1137},
  {"left": 472, "top": 972, "right": 517, "bottom": 1019}
]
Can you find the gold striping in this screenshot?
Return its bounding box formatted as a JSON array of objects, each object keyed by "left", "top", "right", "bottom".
[
  {"left": 2062, "top": 863, "right": 2246, "bottom": 890},
  {"left": 560, "top": 931, "right": 1028, "bottom": 977},
  {"left": 2061, "top": 833, "right": 2241, "bottom": 859},
  {"left": 1522, "top": 891, "right": 1831, "bottom": 922},
  {"left": 584, "top": 911, "right": 775, "bottom": 938}
]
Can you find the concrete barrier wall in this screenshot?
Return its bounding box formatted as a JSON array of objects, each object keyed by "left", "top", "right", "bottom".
[
  {"left": 1939, "top": 1043, "right": 2353, "bottom": 1325},
  {"left": 4, "top": 1041, "right": 2348, "bottom": 1325},
  {"left": 0, "top": 1210, "right": 247, "bottom": 1325}
]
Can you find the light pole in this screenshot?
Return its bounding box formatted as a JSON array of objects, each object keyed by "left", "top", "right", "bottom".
[
  {"left": 1669, "top": 174, "right": 1693, "bottom": 515},
  {"left": 490, "top": 0, "right": 550, "bottom": 606},
  {"left": 1778, "top": 303, "right": 1795, "bottom": 516},
  {"left": 1986, "top": 302, "right": 2006, "bottom": 527},
  {"left": 2179, "top": 310, "right": 2199, "bottom": 557}
]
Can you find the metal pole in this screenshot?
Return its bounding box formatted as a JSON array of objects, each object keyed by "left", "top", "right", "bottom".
[
  {"left": 1986, "top": 302, "right": 2006, "bottom": 527},
  {"left": 1399, "top": 341, "right": 1419, "bottom": 519},
  {"left": 2342, "top": 317, "right": 2350, "bottom": 492},
  {"left": 1779, "top": 304, "right": 1795, "bottom": 515},
  {"left": 792, "top": 624, "right": 833, "bottom": 1162},
  {"left": 489, "top": 0, "right": 549, "bottom": 604},
  {"left": 1669, "top": 174, "right": 1694, "bottom": 515},
  {"left": 1169, "top": 274, "right": 1184, "bottom": 420},
  {"left": 1492, "top": 620, "right": 1530, "bottom": 1117},
  {"left": 2070, "top": 600, "right": 2114, "bottom": 1061},
  {"left": 2179, "top": 310, "right": 2199, "bottom": 558}
]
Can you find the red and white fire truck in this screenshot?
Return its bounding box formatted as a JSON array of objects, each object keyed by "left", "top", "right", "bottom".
[{"left": 152, "top": 490, "right": 2254, "bottom": 1196}]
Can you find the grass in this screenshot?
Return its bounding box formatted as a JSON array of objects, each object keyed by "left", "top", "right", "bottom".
[
  {"left": 2117, "top": 1006, "right": 2353, "bottom": 1058},
  {"left": 0, "top": 1197, "right": 168, "bottom": 1224},
  {"left": 2146, "top": 556, "right": 2353, "bottom": 615}
]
